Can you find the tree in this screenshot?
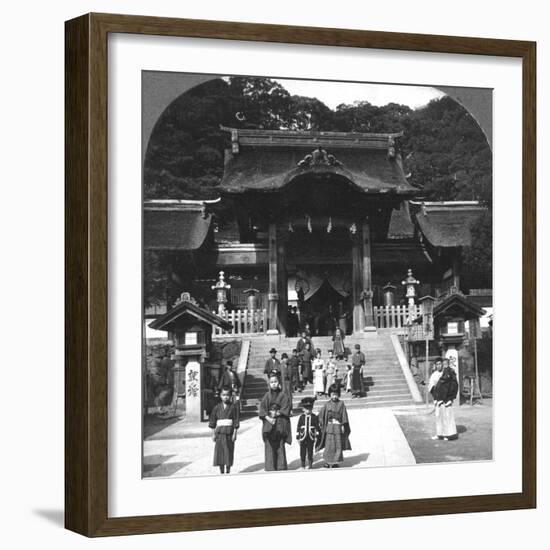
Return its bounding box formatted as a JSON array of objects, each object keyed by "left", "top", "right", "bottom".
[{"left": 462, "top": 210, "right": 493, "bottom": 289}]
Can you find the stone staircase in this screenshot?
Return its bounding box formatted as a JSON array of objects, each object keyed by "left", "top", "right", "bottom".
[{"left": 240, "top": 332, "right": 415, "bottom": 413}]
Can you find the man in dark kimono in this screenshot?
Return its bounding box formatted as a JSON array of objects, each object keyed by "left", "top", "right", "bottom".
[
  {"left": 264, "top": 348, "right": 281, "bottom": 382},
  {"left": 296, "top": 331, "right": 308, "bottom": 354},
  {"left": 299, "top": 342, "right": 314, "bottom": 387},
  {"left": 259, "top": 373, "right": 292, "bottom": 471},
  {"left": 288, "top": 348, "right": 302, "bottom": 392},
  {"left": 351, "top": 344, "right": 366, "bottom": 398}
]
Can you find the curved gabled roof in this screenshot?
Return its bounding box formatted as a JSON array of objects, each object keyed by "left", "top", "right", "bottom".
[
  {"left": 412, "top": 202, "right": 486, "bottom": 248},
  {"left": 219, "top": 127, "right": 418, "bottom": 195}
]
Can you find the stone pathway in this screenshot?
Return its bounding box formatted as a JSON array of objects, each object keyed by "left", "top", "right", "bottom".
[{"left": 144, "top": 408, "right": 416, "bottom": 478}]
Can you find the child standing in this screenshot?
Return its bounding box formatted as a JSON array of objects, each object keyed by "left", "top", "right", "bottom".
[
  {"left": 296, "top": 397, "right": 320, "bottom": 469},
  {"left": 325, "top": 349, "right": 338, "bottom": 391},
  {"left": 317, "top": 384, "right": 352, "bottom": 468},
  {"left": 312, "top": 348, "right": 326, "bottom": 397},
  {"left": 209, "top": 386, "right": 240, "bottom": 474},
  {"left": 334, "top": 353, "right": 348, "bottom": 393}
]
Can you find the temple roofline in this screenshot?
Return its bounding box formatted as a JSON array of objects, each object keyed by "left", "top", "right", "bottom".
[{"left": 220, "top": 125, "right": 403, "bottom": 150}]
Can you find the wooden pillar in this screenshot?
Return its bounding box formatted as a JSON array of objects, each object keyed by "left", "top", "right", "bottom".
[
  {"left": 267, "top": 222, "right": 279, "bottom": 334},
  {"left": 362, "top": 221, "right": 376, "bottom": 331},
  {"left": 452, "top": 250, "right": 461, "bottom": 291},
  {"left": 277, "top": 233, "right": 287, "bottom": 336},
  {"left": 351, "top": 232, "right": 364, "bottom": 333}
]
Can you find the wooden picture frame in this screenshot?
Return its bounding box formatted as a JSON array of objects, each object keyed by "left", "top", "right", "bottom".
[{"left": 65, "top": 12, "right": 536, "bottom": 537}]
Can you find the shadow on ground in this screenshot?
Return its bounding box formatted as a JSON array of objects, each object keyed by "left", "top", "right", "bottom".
[
  {"left": 143, "top": 453, "right": 191, "bottom": 477},
  {"left": 33, "top": 509, "right": 64, "bottom": 527},
  {"left": 396, "top": 403, "right": 492, "bottom": 463},
  {"left": 144, "top": 413, "right": 185, "bottom": 439},
  {"left": 239, "top": 452, "right": 370, "bottom": 473}
]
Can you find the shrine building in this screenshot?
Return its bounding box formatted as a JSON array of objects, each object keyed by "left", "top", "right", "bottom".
[{"left": 144, "top": 126, "right": 489, "bottom": 339}]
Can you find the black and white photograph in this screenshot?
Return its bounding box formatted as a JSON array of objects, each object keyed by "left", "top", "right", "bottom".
[{"left": 142, "top": 72, "right": 494, "bottom": 479}]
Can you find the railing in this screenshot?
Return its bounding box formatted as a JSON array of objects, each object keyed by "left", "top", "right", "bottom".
[
  {"left": 373, "top": 305, "right": 421, "bottom": 329},
  {"left": 212, "top": 309, "right": 268, "bottom": 337}
]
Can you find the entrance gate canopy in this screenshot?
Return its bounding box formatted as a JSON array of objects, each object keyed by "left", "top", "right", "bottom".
[{"left": 294, "top": 267, "right": 351, "bottom": 301}]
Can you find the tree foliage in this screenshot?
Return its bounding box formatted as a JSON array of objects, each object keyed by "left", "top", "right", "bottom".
[{"left": 144, "top": 79, "right": 491, "bottom": 205}]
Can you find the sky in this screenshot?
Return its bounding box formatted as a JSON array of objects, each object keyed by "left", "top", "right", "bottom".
[{"left": 272, "top": 77, "right": 444, "bottom": 109}]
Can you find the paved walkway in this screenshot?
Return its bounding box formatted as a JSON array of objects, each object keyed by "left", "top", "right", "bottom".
[{"left": 144, "top": 408, "right": 416, "bottom": 478}]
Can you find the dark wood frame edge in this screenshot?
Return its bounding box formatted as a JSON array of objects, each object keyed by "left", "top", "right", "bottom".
[{"left": 65, "top": 12, "right": 537, "bottom": 537}]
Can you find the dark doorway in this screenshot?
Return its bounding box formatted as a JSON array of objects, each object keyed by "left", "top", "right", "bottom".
[{"left": 302, "top": 280, "right": 351, "bottom": 336}]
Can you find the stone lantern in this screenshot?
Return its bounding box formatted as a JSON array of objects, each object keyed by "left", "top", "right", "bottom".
[
  {"left": 211, "top": 271, "right": 231, "bottom": 315},
  {"left": 401, "top": 268, "right": 420, "bottom": 307},
  {"left": 148, "top": 292, "right": 232, "bottom": 422}
]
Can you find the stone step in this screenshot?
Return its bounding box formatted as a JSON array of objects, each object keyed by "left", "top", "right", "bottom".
[{"left": 242, "top": 331, "right": 412, "bottom": 410}]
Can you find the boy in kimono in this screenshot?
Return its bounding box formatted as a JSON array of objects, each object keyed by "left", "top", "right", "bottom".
[
  {"left": 317, "top": 384, "right": 351, "bottom": 468},
  {"left": 296, "top": 397, "right": 320, "bottom": 469},
  {"left": 209, "top": 386, "right": 240, "bottom": 474}
]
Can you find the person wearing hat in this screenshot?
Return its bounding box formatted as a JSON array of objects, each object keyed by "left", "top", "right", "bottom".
[
  {"left": 296, "top": 397, "right": 320, "bottom": 469},
  {"left": 351, "top": 344, "right": 366, "bottom": 398},
  {"left": 259, "top": 372, "right": 292, "bottom": 471},
  {"left": 264, "top": 348, "right": 281, "bottom": 382}
]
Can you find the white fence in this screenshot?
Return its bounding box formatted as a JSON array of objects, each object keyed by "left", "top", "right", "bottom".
[
  {"left": 212, "top": 309, "right": 268, "bottom": 337},
  {"left": 373, "top": 305, "right": 420, "bottom": 329},
  {"left": 212, "top": 305, "right": 422, "bottom": 336}
]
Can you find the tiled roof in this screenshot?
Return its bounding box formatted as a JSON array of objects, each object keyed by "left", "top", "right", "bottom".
[{"left": 144, "top": 201, "right": 212, "bottom": 250}]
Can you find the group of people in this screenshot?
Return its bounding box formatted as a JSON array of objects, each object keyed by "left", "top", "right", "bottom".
[
  {"left": 209, "top": 372, "right": 352, "bottom": 474},
  {"left": 263, "top": 330, "right": 366, "bottom": 398},
  {"left": 286, "top": 302, "right": 351, "bottom": 337}
]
